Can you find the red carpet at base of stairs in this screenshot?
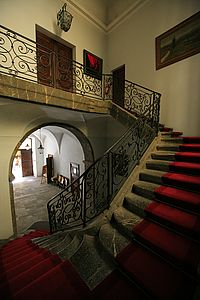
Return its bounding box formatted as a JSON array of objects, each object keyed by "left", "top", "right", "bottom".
[
  {"left": 0, "top": 248, "right": 52, "bottom": 282},
  {"left": 154, "top": 185, "right": 200, "bottom": 213},
  {"left": 145, "top": 201, "right": 200, "bottom": 239},
  {"left": 0, "top": 231, "right": 150, "bottom": 300},
  {"left": 175, "top": 152, "right": 200, "bottom": 163},
  {"left": 116, "top": 242, "right": 196, "bottom": 300},
  {"left": 132, "top": 219, "right": 200, "bottom": 275},
  {"left": 162, "top": 173, "right": 200, "bottom": 192}
]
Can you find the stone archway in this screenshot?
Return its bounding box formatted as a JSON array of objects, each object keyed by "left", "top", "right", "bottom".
[{"left": 9, "top": 122, "right": 94, "bottom": 235}]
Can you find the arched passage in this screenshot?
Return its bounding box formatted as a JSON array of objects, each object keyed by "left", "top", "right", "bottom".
[{"left": 9, "top": 122, "right": 94, "bottom": 235}]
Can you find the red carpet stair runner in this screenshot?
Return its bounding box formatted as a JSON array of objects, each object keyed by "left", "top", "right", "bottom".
[{"left": 0, "top": 129, "right": 200, "bottom": 300}]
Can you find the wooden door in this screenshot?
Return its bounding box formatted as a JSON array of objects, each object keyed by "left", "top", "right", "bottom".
[
  {"left": 36, "top": 30, "right": 73, "bottom": 92},
  {"left": 112, "top": 65, "right": 125, "bottom": 108},
  {"left": 21, "top": 149, "right": 33, "bottom": 177},
  {"left": 36, "top": 31, "right": 54, "bottom": 87},
  {"left": 55, "top": 41, "right": 73, "bottom": 92}
]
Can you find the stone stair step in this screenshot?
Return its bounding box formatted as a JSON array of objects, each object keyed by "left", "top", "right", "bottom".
[
  {"left": 47, "top": 233, "right": 73, "bottom": 252},
  {"left": 132, "top": 219, "right": 200, "bottom": 278},
  {"left": 33, "top": 234, "right": 64, "bottom": 248},
  {"left": 157, "top": 143, "right": 180, "bottom": 151},
  {"left": 161, "top": 131, "right": 183, "bottom": 137},
  {"left": 123, "top": 193, "right": 151, "bottom": 217},
  {"left": 146, "top": 160, "right": 200, "bottom": 176},
  {"left": 70, "top": 234, "right": 115, "bottom": 290},
  {"left": 151, "top": 151, "right": 176, "bottom": 161},
  {"left": 99, "top": 222, "right": 130, "bottom": 258},
  {"left": 146, "top": 160, "right": 170, "bottom": 172},
  {"left": 139, "top": 169, "right": 165, "bottom": 185},
  {"left": 132, "top": 180, "right": 160, "bottom": 199},
  {"left": 58, "top": 234, "right": 84, "bottom": 260},
  {"left": 161, "top": 137, "right": 183, "bottom": 143},
  {"left": 112, "top": 206, "right": 142, "bottom": 238},
  {"left": 139, "top": 169, "right": 200, "bottom": 193}
]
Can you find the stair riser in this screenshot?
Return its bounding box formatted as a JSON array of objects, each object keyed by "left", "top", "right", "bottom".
[
  {"left": 123, "top": 199, "right": 147, "bottom": 218},
  {"left": 151, "top": 153, "right": 176, "bottom": 161},
  {"left": 145, "top": 212, "right": 200, "bottom": 241},
  {"left": 147, "top": 162, "right": 200, "bottom": 176},
  {"left": 140, "top": 172, "right": 200, "bottom": 193},
  {"left": 161, "top": 138, "right": 183, "bottom": 143},
  {"left": 139, "top": 173, "right": 163, "bottom": 185},
  {"left": 132, "top": 184, "right": 155, "bottom": 200},
  {"left": 146, "top": 162, "right": 170, "bottom": 172},
  {"left": 157, "top": 145, "right": 179, "bottom": 151}
]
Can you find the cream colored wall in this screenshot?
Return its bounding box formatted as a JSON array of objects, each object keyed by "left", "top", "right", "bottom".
[
  {"left": 0, "top": 0, "right": 106, "bottom": 66},
  {"left": 0, "top": 98, "right": 126, "bottom": 239},
  {"left": 107, "top": 0, "right": 200, "bottom": 135}
]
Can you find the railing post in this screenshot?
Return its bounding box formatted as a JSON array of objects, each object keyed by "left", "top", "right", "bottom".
[{"left": 107, "top": 152, "right": 113, "bottom": 207}]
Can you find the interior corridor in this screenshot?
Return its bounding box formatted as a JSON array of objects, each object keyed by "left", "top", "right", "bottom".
[{"left": 13, "top": 177, "right": 60, "bottom": 233}]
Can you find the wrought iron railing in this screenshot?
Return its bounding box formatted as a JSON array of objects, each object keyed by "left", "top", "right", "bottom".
[
  {"left": 47, "top": 101, "right": 159, "bottom": 233},
  {"left": 0, "top": 25, "right": 161, "bottom": 108},
  {"left": 0, "top": 25, "right": 161, "bottom": 233},
  {"left": 0, "top": 24, "right": 104, "bottom": 99}
]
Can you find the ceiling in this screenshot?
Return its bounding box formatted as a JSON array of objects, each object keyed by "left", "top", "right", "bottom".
[{"left": 70, "top": 0, "right": 147, "bottom": 31}]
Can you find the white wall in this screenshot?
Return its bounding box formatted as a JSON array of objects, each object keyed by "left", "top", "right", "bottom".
[
  {"left": 60, "top": 132, "right": 84, "bottom": 179},
  {"left": 107, "top": 0, "right": 200, "bottom": 135},
  {"left": 0, "top": 0, "right": 106, "bottom": 68}
]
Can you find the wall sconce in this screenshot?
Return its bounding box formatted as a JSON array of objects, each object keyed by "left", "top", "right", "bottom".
[{"left": 57, "top": 2, "right": 73, "bottom": 32}]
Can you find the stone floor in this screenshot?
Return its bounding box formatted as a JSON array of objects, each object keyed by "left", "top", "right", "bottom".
[{"left": 13, "top": 176, "right": 60, "bottom": 233}]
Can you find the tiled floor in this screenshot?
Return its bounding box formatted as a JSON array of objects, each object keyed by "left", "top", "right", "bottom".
[{"left": 13, "top": 176, "right": 60, "bottom": 233}]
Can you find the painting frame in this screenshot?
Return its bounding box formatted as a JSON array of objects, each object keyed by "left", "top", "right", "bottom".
[
  {"left": 83, "top": 49, "right": 103, "bottom": 80},
  {"left": 155, "top": 11, "right": 200, "bottom": 70}
]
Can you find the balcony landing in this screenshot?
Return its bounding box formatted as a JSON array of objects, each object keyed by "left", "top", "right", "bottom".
[{"left": 0, "top": 74, "right": 111, "bottom": 114}]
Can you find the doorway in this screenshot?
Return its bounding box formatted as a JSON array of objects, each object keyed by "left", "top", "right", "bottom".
[
  {"left": 36, "top": 30, "right": 73, "bottom": 92},
  {"left": 112, "top": 65, "right": 125, "bottom": 108},
  {"left": 21, "top": 149, "right": 33, "bottom": 177},
  {"left": 12, "top": 139, "right": 34, "bottom": 180}
]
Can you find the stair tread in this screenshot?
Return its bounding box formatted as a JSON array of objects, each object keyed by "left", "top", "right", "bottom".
[
  {"left": 13, "top": 260, "right": 89, "bottom": 299},
  {"left": 99, "top": 222, "right": 130, "bottom": 258},
  {"left": 132, "top": 219, "right": 200, "bottom": 276},
  {"left": 116, "top": 242, "right": 197, "bottom": 300},
  {"left": 145, "top": 201, "right": 200, "bottom": 238},
  {"left": 70, "top": 234, "right": 114, "bottom": 290},
  {"left": 124, "top": 193, "right": 151, "bottom": 217},
  {"left": 0, "top": 254, "right": 61, "bottom": 297},
  {"left": 113, "top": 206, "right": 142, "bottom": 237}
]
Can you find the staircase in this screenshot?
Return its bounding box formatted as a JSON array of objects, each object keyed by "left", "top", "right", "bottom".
[{"left": 1, "top": 129, "right": 200, "bottom": 300}]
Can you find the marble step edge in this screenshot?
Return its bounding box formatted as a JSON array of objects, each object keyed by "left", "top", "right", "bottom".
[
  {"left": 151, "top": 151, "right": 176, "bottom": 161},
  {"left": 157, "top": 144, "right": 180, "bottom": 151},
  {"left": 131, "top": 180, "right": 159, "bottom": 200},
  {"left": 161, "top": 131, "right": 183, "bottom": 136},
  {"left": 146, "top": 159, "right": 171, "bottom": 172},
  {"left": 161, "top": 137, "right": 183, "bottom": 143},
  {"left": 112, "top": 206, "right": 142, "bottom": 239},
  {"left": 139, "top": 169, "right": 165, "bottom": 185},
  {"left": 45, "top": 233, "right": 73, "bottom": 252},
  {"left": 31, "top": 230, "right": 65, "bottom": 244},
  {"left": 57, "top": 234, "right": 84, "bottom": 260},
  {"left": 33, "top": 234, "right": 66, "bottom": 248},
  {"left": 69, "top": 234, "right": 115, "bottom": 290},
  {"left": 99, "top": 221, "right": 131, "bottom": 259}
]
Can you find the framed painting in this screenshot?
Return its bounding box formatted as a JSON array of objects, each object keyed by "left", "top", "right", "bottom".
[
  {"left": 83, "top": 49, "right": 103, "bottom": 80},
  {"left": 156, "top": 11, "right": 200, "bottom": 70}
]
